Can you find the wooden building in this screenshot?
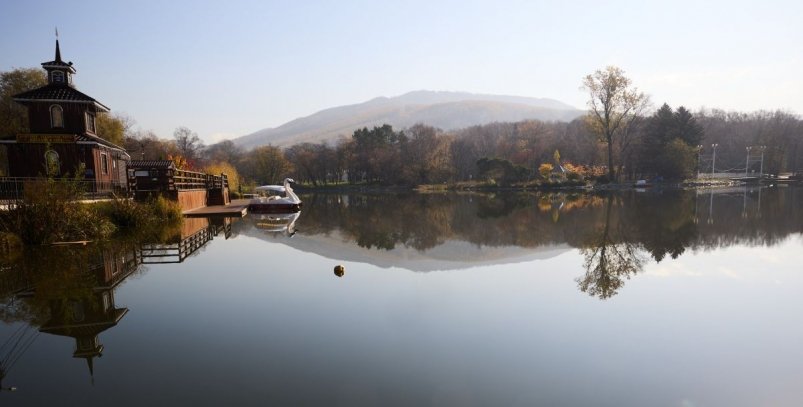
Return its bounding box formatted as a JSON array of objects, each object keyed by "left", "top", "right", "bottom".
[
  {"left": 128, "top": 160, "right": 231, "bottom": 211},
  {"left": 0, "top": 40, "right": 129, "bottom": 196}
]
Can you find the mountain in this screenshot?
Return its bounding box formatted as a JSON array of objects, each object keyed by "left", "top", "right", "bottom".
[{"left": 233, "top": 90, "right": 584, "bottom": 148}]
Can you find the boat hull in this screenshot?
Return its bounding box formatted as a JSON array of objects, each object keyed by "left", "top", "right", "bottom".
[{"left": 248, "top": 202, "right": 302, "bottom": 213}]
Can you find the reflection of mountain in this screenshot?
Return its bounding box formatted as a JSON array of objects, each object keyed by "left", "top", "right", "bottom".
[{"left": 242, "top": 225, "right": 570, "bottom": 271}]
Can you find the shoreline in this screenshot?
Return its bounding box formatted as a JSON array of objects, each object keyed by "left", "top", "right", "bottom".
[{"left": 292, "top": 179, "right": 782, "bottom": 194}]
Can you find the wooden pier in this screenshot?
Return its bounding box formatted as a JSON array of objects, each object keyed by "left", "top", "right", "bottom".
[
  {"left": 183, "top": 199, "right": 251, "bottom": 217},
  {"left": 128, "top": 160, "right": 232, "bottom": 213}
]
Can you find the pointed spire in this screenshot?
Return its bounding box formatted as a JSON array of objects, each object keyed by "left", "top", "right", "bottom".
[
  {"left": 54, "top": 27, "right": 62, "bottom": 62},
  {"left": 85, "top": 357, "right": 95, "bottom": 384}
]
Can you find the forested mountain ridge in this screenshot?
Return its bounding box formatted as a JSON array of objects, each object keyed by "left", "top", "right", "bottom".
[{"left": 234, "top": 90, "right": 583, "bottom": 148}]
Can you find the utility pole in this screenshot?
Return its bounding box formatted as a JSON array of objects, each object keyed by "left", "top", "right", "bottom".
[{"left": 745, "top": 146, "right": 752, "bottom": 177}]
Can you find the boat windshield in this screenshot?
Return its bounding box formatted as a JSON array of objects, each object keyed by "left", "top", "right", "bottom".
[{"left": 255, "top": 185, "right": 286, "bottom": 197}]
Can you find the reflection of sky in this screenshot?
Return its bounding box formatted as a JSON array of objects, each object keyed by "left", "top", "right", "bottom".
[{"left": 3, "top": 234, "right": 803, "bottom": 406}]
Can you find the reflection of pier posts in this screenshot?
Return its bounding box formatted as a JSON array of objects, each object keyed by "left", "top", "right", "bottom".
[
  {"left": 139, "top": 227, "right": 213, "bottom": 264},
  {"left": 742, "top": 188, "right": 748, "bottom": 218},
  {"left": 137, "top": 216, "right": 233, "bottom": 264},
  {"left": 756, "top": 186, "right": 762, "bottom": 218}
]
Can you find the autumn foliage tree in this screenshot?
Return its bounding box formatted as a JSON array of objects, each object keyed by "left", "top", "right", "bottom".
[
  {"left": 0, "top": 68, "right": 47, "bottom": 138},
  {"left": 204, "top": 161, "right": 240, "bottom": 192},
  {"left": 582, "top": 66, "right": 650, "bottom": 181}
]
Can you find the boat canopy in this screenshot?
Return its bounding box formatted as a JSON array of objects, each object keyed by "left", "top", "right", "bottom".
[{"left": 255, "top": 185, "right": 286, "bottom": 193}]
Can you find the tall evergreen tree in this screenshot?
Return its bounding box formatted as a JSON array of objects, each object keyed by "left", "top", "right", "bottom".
[{"left": 673, "top": 106, "right": 703, "bottom": 146}]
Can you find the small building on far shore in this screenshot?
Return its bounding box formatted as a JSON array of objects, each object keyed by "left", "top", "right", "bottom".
[{"left": 0, "top": 39, "right": 129, "bottom": 196}]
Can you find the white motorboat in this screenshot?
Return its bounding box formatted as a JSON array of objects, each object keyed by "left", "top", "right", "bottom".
[{"left": 249, "top": 178, "right": 302, "bottom": 213}]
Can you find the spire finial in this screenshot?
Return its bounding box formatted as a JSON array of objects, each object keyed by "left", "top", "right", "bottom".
[{"left": 54, "top": 27, "right": 62, "bottom": 62}]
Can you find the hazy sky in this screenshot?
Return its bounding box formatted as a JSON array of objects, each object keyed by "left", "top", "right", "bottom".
[{"left": 2, "top": 0, "right": 801, "bottom": 143}]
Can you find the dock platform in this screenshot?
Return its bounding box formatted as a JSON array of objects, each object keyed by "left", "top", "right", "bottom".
[{"left": 184, "top": 199, "right": 250, "bottom": 217}]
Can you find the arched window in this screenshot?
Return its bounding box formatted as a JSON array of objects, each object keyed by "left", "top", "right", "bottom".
[
  {"left": 45, "top": 150, "right": 60, "bottom": 176},
  {"left": 52, "top": 71, "right": 64, "bottom": 83},
  {"left": 85, "top": 112, "right": 96, "bottom": 134},
  {"left": 50, "top": 105, "right": 64, "bottom": 128}
]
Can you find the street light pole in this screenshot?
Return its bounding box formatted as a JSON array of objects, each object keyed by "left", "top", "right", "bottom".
[
  {"left": 711, "top": 143, "right": 719, "bottom": 179},
  {"left": 697, "top": 145, "right": 703, "bottom": 179},
  {"left": 745, "top": 146, "right": 752, "bottom": 177},
  {"left": 759, "top": 146, "right": 766, "bottom": 180}
]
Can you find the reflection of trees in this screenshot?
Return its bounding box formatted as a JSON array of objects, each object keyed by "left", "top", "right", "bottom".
[
  {"left": 296, "top": 188, "right": 803, "bottom": 256},
  {"left": 577, "top": 195, "right": 644, "bottom": 299},
  {"left": 627, "top": 190, "right": 698, "bottom": 262},
  {"left": 292, "top": 188, "right": 803, "bottom": 298},
  {"left": 299, "top": 193, "right": 454, "bottom": 251}
]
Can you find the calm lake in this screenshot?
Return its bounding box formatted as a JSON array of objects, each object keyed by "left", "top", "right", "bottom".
[{"left": 2, "top": 186, "right": 802, "bottom": 406}]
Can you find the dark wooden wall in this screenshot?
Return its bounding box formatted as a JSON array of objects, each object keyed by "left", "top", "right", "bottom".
[{"left": 26, "top": 102, "right": 99, "bottom": 135}]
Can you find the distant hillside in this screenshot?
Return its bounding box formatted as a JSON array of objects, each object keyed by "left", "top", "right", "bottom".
[{"left": 234, "top": 90, "right": 584, "bottom": 148}]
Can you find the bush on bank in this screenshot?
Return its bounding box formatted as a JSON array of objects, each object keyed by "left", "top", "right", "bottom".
[{"left": 0, "top": 180, "right": 183, "bottom": 245}]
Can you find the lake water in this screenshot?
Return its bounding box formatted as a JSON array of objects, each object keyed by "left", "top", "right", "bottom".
[{"left": 1, "top": 186, "right": 802, "bottom": 406}]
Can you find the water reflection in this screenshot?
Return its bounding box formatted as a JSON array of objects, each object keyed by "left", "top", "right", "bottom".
[
  {"left": 0, "top": 216, "right": 237, "bottom": 384},
  {"left": 577, "top": 195, "right": 644, "bottom": 299},
  {"left": 0, "top": 187, "right": 800, "bottom": 404},
  {"left": 281, "top": 186, "right": 803, "bottom": 298},
  {"left": 308, "top": 187, "right": 799, "bottom": 252},
  {"left": 248, "top": 212, "right": 300, "bottom": 237},
  {"left": 140, "top": 216, "right": 234, "bottom": 263},
  {"left": 0, "top": 243, "right": 138, "bottom": 381}
]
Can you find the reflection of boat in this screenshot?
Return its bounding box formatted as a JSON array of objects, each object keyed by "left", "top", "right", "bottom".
[
  {"left": 252, "top": 211, "right": 300, "bottom": 236},
  {"left": 249, "top": 178, "right": 302, "bottom": 213}
]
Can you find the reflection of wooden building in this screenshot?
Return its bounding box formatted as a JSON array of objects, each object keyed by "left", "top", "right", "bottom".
[
  {"left": 0, "top": 40, "right": 130, "bottom": 196},
  {"left": 36, "top": 246, "right": 138, "bottom": 377}
]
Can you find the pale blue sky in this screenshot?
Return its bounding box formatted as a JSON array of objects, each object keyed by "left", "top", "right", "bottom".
[{"left": 2, "top": 0, "right": 801, "bottom": 143}]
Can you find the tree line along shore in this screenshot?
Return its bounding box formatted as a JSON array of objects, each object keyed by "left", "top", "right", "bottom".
[{"left": 2, "top": 66, "right": 801, "bottom": 192}]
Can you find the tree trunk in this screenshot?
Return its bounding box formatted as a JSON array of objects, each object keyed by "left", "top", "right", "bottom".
[{"left": 607, "top": 133, "right": 615, "bottom": 181}]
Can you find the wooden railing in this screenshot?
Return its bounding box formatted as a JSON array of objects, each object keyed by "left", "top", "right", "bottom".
[
  {"left": 134, "top": 169, "right": 229, "bottom": 192},
  {"left": 0, "top": 177, "right": 129, "bottom": 201}
]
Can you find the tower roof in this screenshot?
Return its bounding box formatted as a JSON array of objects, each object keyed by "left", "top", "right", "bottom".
[
  {"left": 41, "top": 40, "right": 76, "bottom": 72},
  {"left": 13, "top": 84, "right": 110, "bottom": 111}
]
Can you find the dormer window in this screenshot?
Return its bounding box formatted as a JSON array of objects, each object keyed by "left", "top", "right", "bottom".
[
  {"left": 52, "top": 71, "right": 64, "bottom": 83},
  {"left": 50, "top": 105, "right": 64, "bottom": 128},
  {"left": 86, "top": 112, "right": 96, "bottom": 134}
]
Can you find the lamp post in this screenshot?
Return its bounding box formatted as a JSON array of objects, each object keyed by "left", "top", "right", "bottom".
[
  {"left": 745, "top": 146, "right": 752, "bottom": 177},
  {"left": 759, "top": 145, "right": 766, "bottom": 180},
  {"left": 697, "top": 145, "right": 703, "bottom": 179},
  {"left": 711, "top": 143, "right": 719, "bottom": 179}
]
